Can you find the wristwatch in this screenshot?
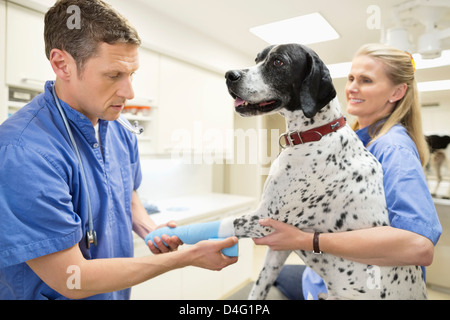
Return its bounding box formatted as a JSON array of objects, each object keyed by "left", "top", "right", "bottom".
[{"left": 313, "top": 232, "right": 323, "bottom": 255}]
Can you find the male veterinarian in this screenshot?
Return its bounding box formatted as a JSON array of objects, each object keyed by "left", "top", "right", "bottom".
[{"left": 0, "top": 0, "right": 237, "bottom": 300}]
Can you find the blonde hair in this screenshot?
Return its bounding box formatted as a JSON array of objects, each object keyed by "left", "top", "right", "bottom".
[{"left": 350, "top": 43, "right": 429, "bottom": 166}]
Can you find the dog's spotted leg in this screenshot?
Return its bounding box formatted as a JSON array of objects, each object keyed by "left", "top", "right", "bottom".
[
  {"left": 222, "top": 212, "right": 274, "bottom": 239},
  {"left": 249, "top": 249, "right": 290, "bottom": 300}
]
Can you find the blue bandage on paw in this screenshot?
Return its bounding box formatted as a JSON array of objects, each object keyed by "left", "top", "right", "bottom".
[
  {"left": 144, "top": 221, "right": 238, "bottom": 257},
  {"left": 208, "top": 238, "right": 239, "bottom": 257},
  {"left": 145, "top": 221, "right": 221, "bottom": 245}
]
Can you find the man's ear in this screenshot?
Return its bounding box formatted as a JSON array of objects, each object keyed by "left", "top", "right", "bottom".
[
  {"left": 298, "top": 47, "right": 337, "bottom": 118},
  {"left": 49, "top": 49, "right": 73, "bottom": 81}
]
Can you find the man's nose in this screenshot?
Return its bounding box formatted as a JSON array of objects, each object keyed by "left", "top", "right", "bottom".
[{"left": 117, "top": 76, "right": 135, "bottom": 100}]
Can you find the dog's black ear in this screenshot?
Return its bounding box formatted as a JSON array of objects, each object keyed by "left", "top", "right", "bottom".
[{"left": 299, "top": 49, "right": 336, "bottom": 118}]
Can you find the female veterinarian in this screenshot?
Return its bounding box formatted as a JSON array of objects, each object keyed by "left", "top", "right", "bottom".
[
  {"left": 254, "top": 43, "right": 442, "bottom": 300},
  {"left": 0, "top": 0, "right": 237, "bottom": 300}
]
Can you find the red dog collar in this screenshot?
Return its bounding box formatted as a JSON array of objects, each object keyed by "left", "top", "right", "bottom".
[{"left": 279, "top": 116, "right": 346, "bottom": 148}]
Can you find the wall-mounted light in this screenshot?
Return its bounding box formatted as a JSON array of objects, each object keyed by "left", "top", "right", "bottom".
[
  {"left": 386, "top": 0, "right": 450, "bottom": 59},
  {"left": 385, "top": 27, "right": 414, "bottom": 52}
]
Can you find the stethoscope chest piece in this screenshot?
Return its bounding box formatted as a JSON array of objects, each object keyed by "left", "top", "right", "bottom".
[{"left": 86, "top": 230, "right": 97, "bottom": 249}]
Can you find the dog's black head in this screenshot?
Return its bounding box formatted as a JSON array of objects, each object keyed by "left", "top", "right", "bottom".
[{"left": 225, "top": 44, "right": 336, "bottom": 118}]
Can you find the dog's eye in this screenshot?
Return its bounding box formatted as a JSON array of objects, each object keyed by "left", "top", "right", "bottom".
[{"left": 273, "top": 59, "right": 284, "bottom": 67}]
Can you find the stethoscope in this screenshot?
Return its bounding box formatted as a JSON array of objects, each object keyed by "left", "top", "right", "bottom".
[{"left": 51, "top": 84, "right": 143, "bottom": 248}]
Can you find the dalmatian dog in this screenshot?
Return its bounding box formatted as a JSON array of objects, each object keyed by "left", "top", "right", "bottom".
[
  {"left": 222, "top": 44, "right": 427, "bottom": 300},
  {"left": 146, "top": 43, "right": 428, "bottom": 299}
]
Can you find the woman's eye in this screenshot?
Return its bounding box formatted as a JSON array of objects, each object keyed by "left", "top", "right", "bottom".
[{"left": 273, "top": 59, "right": 284, "bottom": 67}]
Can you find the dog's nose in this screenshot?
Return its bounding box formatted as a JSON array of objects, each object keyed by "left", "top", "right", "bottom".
[{"left": 225, "top": 70, "right": 241, "bottom": 82}]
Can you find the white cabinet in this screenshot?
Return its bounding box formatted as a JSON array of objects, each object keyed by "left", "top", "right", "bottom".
[
  {"left": 124, "top": 51, "right": 234, "bottom": 159},
  {"left": 131, "top": 194, "right": 256, "bottom": 300},
  {"left": 131, "top": 47, "right": 160, "bottom": 107},
  {"left": 5, "top": 2, "right": 54, "bottom": 91},
  {"left": 427, "top": 199, "right": 450, "bottom": 290},
  {"left": 131, "top": 238, "right": 254, "bottom": 300},
  {"left": 124, "top": 48, "right": 160, "bottom": 156},
  {"left": 158, "top": 56, "right": 234, "bottom": 158},
  {"left": 2, "top": 3, "right": 234, "bottom": 161},
  {"left": 0, "top": 1, "right": 7, "bottom": 123}
]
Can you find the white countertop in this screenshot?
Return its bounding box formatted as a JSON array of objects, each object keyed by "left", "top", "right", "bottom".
[
  {"left": 144, "top": 193, "right": 257, "bottom": 226},
  {"left": 433, "top": 197, "right": 450, "bottom": 207}
]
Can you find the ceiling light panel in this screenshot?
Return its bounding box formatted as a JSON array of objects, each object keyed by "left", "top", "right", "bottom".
[{"left": 250, "top": 13, "right": 339, "bottom": 45}]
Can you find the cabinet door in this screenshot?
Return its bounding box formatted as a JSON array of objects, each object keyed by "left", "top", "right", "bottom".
[
  {"left": 125, "top": 48, "right": 160, "bottom": 156},
  {"left": 158, "top": 56, "right": 203, "bottom": 155},
  {"left": 158, "top": 56, "right": 234, "bottom": 158},
  {"left": 130, "top": 236, "right": 183, "bottom": 299},
  {"left": 6, "top": 3, "right": 54, "bottom": 91},
  {"left": 0, "top": 1, "right": 7, "bottom": 123},
  {"left": 182, "top": 263, "right": 223, "bottom": 299},
  {"left": 131, "top": 47, "right": 159, "bottom": 107},
  {"left": 199, "top": 69, "right": 234, "bottom": 159}
]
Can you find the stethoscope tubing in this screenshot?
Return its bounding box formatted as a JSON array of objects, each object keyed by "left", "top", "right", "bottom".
[
  {"left": 52, "top": 85, "right": 97, "bottom": 248},
  {"left": 51, "top": 84, "right": 143, "bottom": 248}
]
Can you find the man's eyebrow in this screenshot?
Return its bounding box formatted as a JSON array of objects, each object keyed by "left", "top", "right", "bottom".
[
  {"left": 109, "top": 62, "right": 139, "bottom": 73},
  {"left": 104, "top": 68, "right": 137, "bottom": 75}
]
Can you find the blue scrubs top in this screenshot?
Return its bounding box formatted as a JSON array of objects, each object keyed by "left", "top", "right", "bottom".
[
  {"left": 302, "top": 124, "right": 442, "bottom": 300},
  {"left": 0, "top": 81, "right": 142, "bottom": 300}
]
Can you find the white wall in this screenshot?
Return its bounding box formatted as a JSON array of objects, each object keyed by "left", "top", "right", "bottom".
[
  {"left": 8, "top": 0, "right": 252, "bottom": 74},
  {"left": 422, "top": 103, "right": 450, "bottom": 136},
  {"left": 107, "top": 0, "right": 252, "bottom": 75},
  {"left": 138, "top": 159, "right": 214, "bottom": 201},
  {"left": 0, "top": 1, "right": 7, "bottom": 121}
]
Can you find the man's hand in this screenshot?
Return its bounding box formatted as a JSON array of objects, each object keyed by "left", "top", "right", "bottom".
[
  {"left": 189, "top": 237, "right": 239, "bottom": 271},
  {"left": 147, "top": 220, "right": 184, "bottom": 254}
]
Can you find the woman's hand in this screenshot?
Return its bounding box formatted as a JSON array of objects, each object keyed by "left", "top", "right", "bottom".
[
  {"left": 253, "top": 218, "right": 434, "bottom": 267},
  {"left": 252, "top": 218, "right": 313, "bottom": 251}
]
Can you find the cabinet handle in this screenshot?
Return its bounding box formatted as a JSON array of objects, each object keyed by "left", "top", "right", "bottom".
[
  {"left": 21, "top": 78, "right": 46, "bottom": 87},
  {"left": 128, "top": 96, "right": 155, "bottom": 106}
]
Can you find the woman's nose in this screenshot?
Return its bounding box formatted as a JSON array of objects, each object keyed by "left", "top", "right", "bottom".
[{"left": 346, "top": 81, "right": 359, "bottom": 93}]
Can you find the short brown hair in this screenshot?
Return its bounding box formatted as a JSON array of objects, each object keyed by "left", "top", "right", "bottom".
[{"left": 44, "top": 0, "right": 141, "bottom": 72}]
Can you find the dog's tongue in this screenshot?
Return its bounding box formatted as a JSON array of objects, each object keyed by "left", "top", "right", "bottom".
[
  {"left": 234, "top": 98, "right": 276, "bottom": 108},
  {"left": 234, "top": 97, "right": 246, "bottom": 107},
  {"left": 259, "top": 101, "right": 276, "bottom": 107}
]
